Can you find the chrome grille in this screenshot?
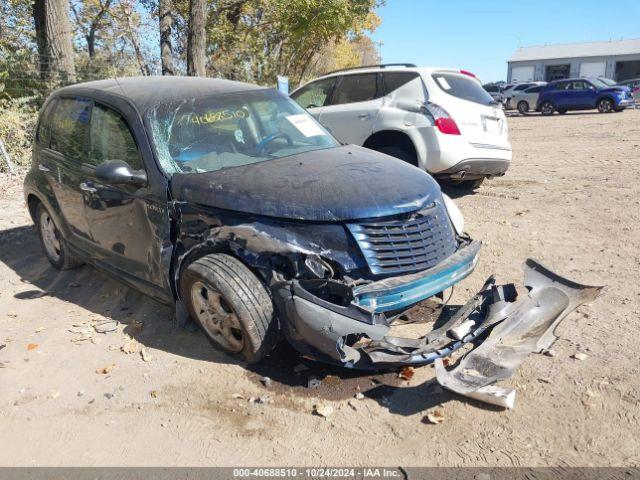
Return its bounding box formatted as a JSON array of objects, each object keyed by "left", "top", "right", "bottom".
[{"left": 347, "top": 202, "right": 457, "bottom": 276}]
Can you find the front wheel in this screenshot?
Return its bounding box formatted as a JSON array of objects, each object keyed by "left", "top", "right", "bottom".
[
  {"left": 517, "top": 101, "right": 529, "bottom": 115},
  {"left": 540, "top": 101, "right": 555, "bottom": 116},
  {"left": 180, "top": 253, "right": 278, "bottom": 363},
  {"left": 598, "top": 98, "right": 614, "bottom": 113},
  {"left": 35, "top": 203, "right": 83, "bottom": 270}
]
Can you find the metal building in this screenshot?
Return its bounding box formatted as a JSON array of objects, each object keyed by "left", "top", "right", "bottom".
[{"left": 507, "top": 38, "right": 640, "bottom": 83}]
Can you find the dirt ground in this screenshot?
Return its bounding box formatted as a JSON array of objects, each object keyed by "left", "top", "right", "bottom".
[{"left": 0, "top": 109, "right": 639, "bottom": 467}]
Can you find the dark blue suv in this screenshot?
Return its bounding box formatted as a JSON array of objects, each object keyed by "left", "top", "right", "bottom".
[{"left": 537, "top": 77, "right": 634, "bottom": 115}]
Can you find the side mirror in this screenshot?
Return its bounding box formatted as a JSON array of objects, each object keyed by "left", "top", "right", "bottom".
[{"left": 95, "top": 160, "right": 147, "bottom": 187}]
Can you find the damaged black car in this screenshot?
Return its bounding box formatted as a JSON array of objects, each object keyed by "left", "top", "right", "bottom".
[{"left": 24, "top": 77, "right": 600, "bottom": 383}]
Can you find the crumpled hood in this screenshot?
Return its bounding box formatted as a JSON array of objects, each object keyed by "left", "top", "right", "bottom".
[{"left": 170, "top": 145, "right": 441, "bottom": 221}]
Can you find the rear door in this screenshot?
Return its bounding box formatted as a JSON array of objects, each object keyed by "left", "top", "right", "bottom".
[
  {"left": 318, "top": 73, "right": 383, "bottom": 145},
  {"left": 429, "top": 71, "right": 509, "bottom": 148},
  {"left": 44, "top": 97, "right": 94, "bottom": 248}
]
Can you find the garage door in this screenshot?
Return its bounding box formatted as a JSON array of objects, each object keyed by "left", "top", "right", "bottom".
[
  {"left": 511, "top": 66, "right": 535, "bottom": 83},
  {"left": 579, "top": 61, "right": 606, "bottom": 78}
]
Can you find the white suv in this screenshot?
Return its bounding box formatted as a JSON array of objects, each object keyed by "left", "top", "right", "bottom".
[{"left": 290, "top": 64, "right": 512, "bottom": 188}]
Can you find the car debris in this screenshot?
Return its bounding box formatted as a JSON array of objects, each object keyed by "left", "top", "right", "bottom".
[
  {"left": 434, "top": 259, "right": 603, "bottom": 409},
  {"left": 94, "top": 320, "right": 118, "bottom": 334},
  {"left": 572, "top": 352, "right": 588, "bottom": 361},
  {"left": 260, "top": 376, "right": 273, "bottom": 388},
  {"left": 313, "top": 403, "right": 334, "bottom": 418}
]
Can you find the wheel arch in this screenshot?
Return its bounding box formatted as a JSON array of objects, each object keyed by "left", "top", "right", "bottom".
[{"left": 363, "top": 129, "right": 419, "bottom": 167}]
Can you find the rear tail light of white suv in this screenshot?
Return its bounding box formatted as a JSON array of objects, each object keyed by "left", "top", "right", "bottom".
[{"left": 425, "top": 102, "right": 461, "bottom": 135}]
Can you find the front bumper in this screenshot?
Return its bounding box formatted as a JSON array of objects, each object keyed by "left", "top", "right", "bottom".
[
  {"left": 616, "top": 98, "right": 635, "bottom": 108},
  {"left": 274, "top": 241, "right": 481, "bottom": 368}
]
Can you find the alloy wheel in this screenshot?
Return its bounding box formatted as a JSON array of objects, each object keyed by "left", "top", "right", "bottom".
[
  {"left": 190, "top": 281, "right": 244, "bottom": 353},
  {"left": 39, "top": 210, "right": 61, "bottom": 262}
]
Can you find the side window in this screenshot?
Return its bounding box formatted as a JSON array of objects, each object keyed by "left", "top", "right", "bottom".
[
  {"left": 89, "top": 103, "right": 141, "bottom": 170},
  {"left": 50, "top": 98, "right": 92, "bottom": 159},
  {"left": 554, "top": 82, "right": 569, "bottom": 91},
  {"left": 573, "top": 81, "right": 588, "bottom": 90},
  {"left": 383, "top": 72, "right": 420, "bottom": 94},
  {"left": 36, "top": 99, "right": 57, "bottom": 147},
  {"left": 331, "top": 74, "right": 379, "bottom": 105},
  {"left": 290, "top": 77, "right": 336, "bottom": 109}
]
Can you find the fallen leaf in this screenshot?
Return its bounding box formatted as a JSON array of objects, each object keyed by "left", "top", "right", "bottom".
[
  {"left": 121, "top": 338, "right": 140, "bottom": 354},
  {"left": 96, "top": 364, "right": 115, "bottom": 374},
  {"left": 442, "top": 357, "right": 454, "bottom": 367},
  {"left": 398, "top": 366, "right": 415, "bottom": 380},
  {"left": 26, "top": 343, "right": 38, "bottom": 351},
  {"left": 313, "top": 403, "right": 334, "bottom": 418},
  {"left": 150, "top": 390, "right": 158, "bottom": 398},
  {"left": 423, "top": 408, "right": 445, "bottom": 425}
]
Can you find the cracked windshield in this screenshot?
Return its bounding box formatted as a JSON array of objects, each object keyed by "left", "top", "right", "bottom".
[{"left": 148, "top": 89, "right": 338, "bottom": 175}]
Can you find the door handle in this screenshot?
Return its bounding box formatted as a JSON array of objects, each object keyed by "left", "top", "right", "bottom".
[
  {"left": 358, "top": 113, "right": 371, "bottom": 120},
  {"left": 79, "top": 182, "right": 97, "bottom": 193},
  {"left": 38, "top": 164, "right": 50, "bottom": 172}
]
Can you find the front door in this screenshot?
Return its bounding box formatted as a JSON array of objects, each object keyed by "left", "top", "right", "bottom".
[
  {"left": 318, "top": 73, "right": 383, "bottom": 146},
  {"left": 81, "top": 102, "right": 167, "bottom": 291}
]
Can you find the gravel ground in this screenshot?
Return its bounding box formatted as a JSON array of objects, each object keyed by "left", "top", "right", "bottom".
[{"left": 0, "top": 109, "right": 638, "bottom": 466}]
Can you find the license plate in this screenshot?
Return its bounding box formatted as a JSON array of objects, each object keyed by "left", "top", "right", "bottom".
[{"left": 481, "top": 115, "right": 502, "bottom": 134}]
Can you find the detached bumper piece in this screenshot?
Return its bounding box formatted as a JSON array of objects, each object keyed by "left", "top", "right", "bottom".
[{"left": 435, "top": 259, "right": 603, "bottom": 409}]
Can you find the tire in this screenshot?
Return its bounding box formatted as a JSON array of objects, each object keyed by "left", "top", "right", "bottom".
[
  {"left": 35, "top": 203, "right": 83, "bottom": 270},
  {"left": 180, "top": 253, "right": 277, "bottom": 363},
  {"left": 517, "top": 101, "right": 529, "bottom": 115},
  {"left": 540, "top": 101, "right": 555, "bottom": 116},
  {"left": 376, "top": 146, "right": 418, "bottom": 167},
  {"left": 597, "top": 98, "right": 614, "bottom": 113}
]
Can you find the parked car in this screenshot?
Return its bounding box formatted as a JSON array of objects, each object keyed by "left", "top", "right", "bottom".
[
  {"left": 502, "top": 82, "right": 546, "bottom": 110},
  {"left": 537, "top": 78, "right": 635, "bottom": 115},
  {"left": 618, "top": 78, "right": 640, "bottom": 105},
  {"left": 482, "top": 83, "right": 505, "bottom": 102},
  {"left": 24, "top": 76, "right": 484, "bottom": 369},
  {"left": 509, "top": 84, "right": 546, "bottom": 114},
  {"left": 290, "top": 65, "right": 512, "bottom": 189}
]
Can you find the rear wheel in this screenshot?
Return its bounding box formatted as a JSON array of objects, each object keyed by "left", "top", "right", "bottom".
[
  {"left": 35, "top": 203, "right": 83, "bottom": 270},
  {"left": 517, "top": 101, "right": 529, "bottom": 115},
  {"left": 180, "top": 253, "right": 277, "bottom": 363},
  {"left": 376, "top": 146, "right": 418, "bottom": 167},
  {"left": 598, "top": 98, "right": 614, "bottom": 113},
  {"left": 540, "top": 101, "right": 555, "bottom": 116}
]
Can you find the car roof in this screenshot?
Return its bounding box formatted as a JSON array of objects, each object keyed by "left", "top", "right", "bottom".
[{"left": 53, "top": 76, "right": 266, "bottom": 113}]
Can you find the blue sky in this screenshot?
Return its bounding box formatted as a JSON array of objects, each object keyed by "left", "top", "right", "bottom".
[{"left": 372, "top": 0, "right": 640, "bottom": 83}]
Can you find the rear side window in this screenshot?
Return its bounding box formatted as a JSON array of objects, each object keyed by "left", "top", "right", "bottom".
[
  {"left": 553, "top": 82, "right": 570, "bottom": 91},
  {"left": 432, "top": 72, "right": 494, "bottom": 106},
  {"left": 50, "top": 98, "right": 92, "bottom": 159},
  {"left": 36, "top": 100, "right": 57, "bottom": 147},
  {"left": 383, "top": 72, "right": 420, "bottom": 94},
  {"left": 526, "top": 86, "right": 543, "bottom": 93},
  {"left": 331, "top": 74, "right": 379, "bottom": 105},
  {"left": 89, "top": 104, "right": 141, "bottom": 170},
  {"left": 290, "top": 77, "right": 336, "bottom": 109}
]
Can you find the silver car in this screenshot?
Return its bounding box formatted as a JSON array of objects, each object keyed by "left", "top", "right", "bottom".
[
  {"left": 509, "top": 84, "right": 546, "bottom": 114},
  {"left": 504, "top": 82, "right": 546, "bottom": 110}
]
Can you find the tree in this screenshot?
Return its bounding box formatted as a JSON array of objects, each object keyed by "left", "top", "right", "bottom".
[
  {"left": 187, "top": 0, "right": 207, "bottom": 76},
  {"left": 70, "top": 0, "right": 114, "bottom": 58},
  {"left": 159, "top": 0, "right": 175, "bottom": 75},
  {"left": 33, "top": 0, "right": 77, "bottom": 84}
]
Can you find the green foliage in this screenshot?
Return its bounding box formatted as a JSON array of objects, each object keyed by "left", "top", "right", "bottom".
[
  {"left": 205, "top": 0, "right": 381, "bottom": 86},
  {"left": 0, "top": 96, "right": 38, "bottom": 171}
]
